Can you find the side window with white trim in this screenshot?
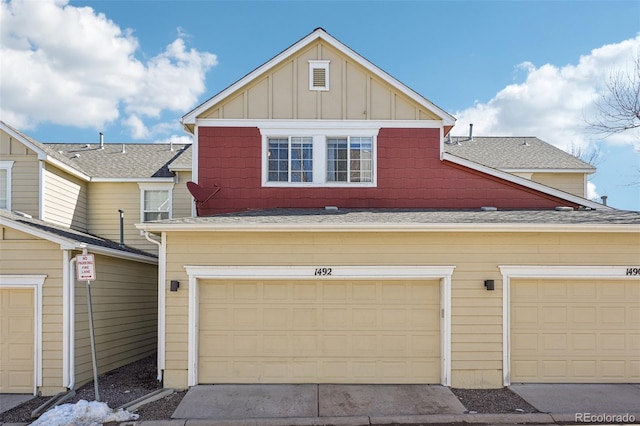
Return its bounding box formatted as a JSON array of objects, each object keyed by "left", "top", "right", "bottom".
[
  {"left": 0, "top": 161, "right": 14, "bottom": 210},
  {"left": 138, "top": 183, "right": 174, "bottom": 222}
]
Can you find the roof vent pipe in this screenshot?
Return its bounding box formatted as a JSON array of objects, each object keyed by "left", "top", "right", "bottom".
[
  {"left": 118, "top": 209, "right": 125, "bottom": 248},
  {"left": 121, "top": 143, "right": 126, "bottom": 154},
  {"left": 170, "top": 139, "right": 174, "bottom": 152},
  {"left": 601, "top": 195, "right": 608, "bottom": 206},
  {"left": 469, "top": 123, "right": 474, "bottom": 141},
  {"left": 99, "top": 132, "right": 104, "bottom": 150}
]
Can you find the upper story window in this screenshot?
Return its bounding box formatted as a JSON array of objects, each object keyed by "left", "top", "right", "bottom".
[
  {"left": 262, "top": 128, "right": 377, "bottom": 187},
  {"left": 0, "top": 161, "right": 14, "bottom": 210},
  {"left": 327, "top": 137, "right": 373, "bottom": 183},
  {"left": 308, "top": 60, "right": 330, "bottom": 91},
  {"left": 138, "top": 183, "right": 174, "bottom": 222},
  {"left": 268, "top": 137, "right": 313, "bottom": 182}
]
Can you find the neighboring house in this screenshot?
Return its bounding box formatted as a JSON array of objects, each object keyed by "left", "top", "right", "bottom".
[
  {"left": 0, "top": 122, "right": 191, "bottom": 396},
  {"left": 137, "top": 28, "right": 639, "bottom": 390},
  {"left": 444, "top": 134, "right": 596, "bottom": 199}
]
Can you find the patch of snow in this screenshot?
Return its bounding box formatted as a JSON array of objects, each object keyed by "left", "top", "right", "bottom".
[{"left": 30, "top": 399, "right": 139, "bottom": 426}]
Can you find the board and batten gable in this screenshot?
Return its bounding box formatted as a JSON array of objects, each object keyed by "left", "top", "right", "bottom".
[
  {"left": 74, "top": 254, "right": 157, "bottom": 387},
  {"left": 0, "top": 129, "right": 40, "bottom": 218},
  {"left": 196, "top": 126, "right": 577, "bottom": 215},
  {"left": 160, "top": 229, "right": 640, "bottom": 389},
  {"left": 42, "top": 163, "right": 88, "bottom": 232},
  {"left": 200, "top": 40, "right": 440, "bottom": 122},
  {"left": 0, "top": 225, "right": 65, "bottom": 395}
]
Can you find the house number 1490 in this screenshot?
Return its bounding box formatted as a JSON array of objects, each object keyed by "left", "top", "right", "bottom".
[{"left": 314, "top": 268, "right": 332, "bottom": 276}]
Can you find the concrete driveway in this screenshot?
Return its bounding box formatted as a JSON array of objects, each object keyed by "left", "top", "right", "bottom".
[
  {"left": 510, "top": 383, "right": 640, "bottom": 413},
  {"left": 172, "top": 384, "right": 466, "bottom": 420}
]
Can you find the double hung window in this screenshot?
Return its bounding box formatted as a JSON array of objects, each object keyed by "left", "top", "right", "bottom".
[
  {"left": 0, "top": 161, "right": 14, "bottom": 210},
  {"left": 138, "top": 183, "right": 174, "bottom": 222},
  {"left": 268, "top": 137, "right": 313, "bottom": 183},
  {"left": 327, "top": 137, "right": 373, "bottom": 183}
]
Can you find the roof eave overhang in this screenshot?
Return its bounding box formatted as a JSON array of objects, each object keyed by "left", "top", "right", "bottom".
[
  {"left": 1, "top": 217, "right": 158, "bottom": 264},
  {"left": 182, "top": 28, "right": 456, "bottom": 127},
  {"left": 443, "top": 153, "right": 609, "bottom": 210},
  {"left": 90, "top": 177, "right": 176, "bottom": 183},
  {"left": 136, "top": 222, "right": 639, "bottom": 233}
]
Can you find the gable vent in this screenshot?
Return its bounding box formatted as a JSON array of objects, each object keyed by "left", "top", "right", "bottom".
[
  {"left": 308, "top": 60, "right": 330, "bottom": 91},
  {"left": 313, "top": 67, "right": 326, "bottom": 88}
]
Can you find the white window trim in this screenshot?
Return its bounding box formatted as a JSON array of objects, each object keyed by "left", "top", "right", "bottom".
[
  {"left": 308, "top": 60, "right": 330, "bottom": 91},
  {"left": 184, "top": 265, "right": 455, "bottom": 387},
  {"left": 0, "top": 274, "right": 47, "bottom": 395},
  {"left": 261, "top": 128, "right": 379, "bottom": 188},
  {"left": 138, "top": 182, "right": 175, "bottom": 224},
  {"left": 499, "top": 265, "right": 640, "bottom": 386},
  {"left": 0, "top": 160, "right": 15, "bottom": 211}
]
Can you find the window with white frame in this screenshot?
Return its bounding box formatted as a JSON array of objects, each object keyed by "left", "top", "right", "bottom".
[
  {"left": 138, "top": 183, "right": 174, "bottom": 222},
  {"left": 327, "top": 137, "right": 373, "bottom": 183},
  {"left": 0, "top": 161, "right": 14, "bottom": 210},
  {"left": 262, "top": 130, "right": 377, "bottom": 187},
  {"left": 268, "top": 137, "right": 314, "bottom": 182}
]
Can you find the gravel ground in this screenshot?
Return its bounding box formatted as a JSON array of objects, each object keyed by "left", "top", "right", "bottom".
[{"left": 1, "top": 354, "right": 537, "bottom": 423}]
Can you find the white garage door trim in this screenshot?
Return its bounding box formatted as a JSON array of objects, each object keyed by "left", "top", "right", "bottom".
[
  {"left": 0, "top": 274, "right": 47, "bottom": 395},
  {"left": 499, "top": 265, "right": 640, "bottom": 386},
  {"left": 185, "top": 265, "right": 455, "bottom": 387}
]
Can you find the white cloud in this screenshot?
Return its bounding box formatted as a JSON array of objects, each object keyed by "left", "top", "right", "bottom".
[
  {"left": 453, "top": 35, "right": 640, "bottom": 152},
  {"left": 0, "top": 0, "right": 216, "bottom": 138},
  {"left": 587, "top": 180, "right": 600, "bottom": 201}
]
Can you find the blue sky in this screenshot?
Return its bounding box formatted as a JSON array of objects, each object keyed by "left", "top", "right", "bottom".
[{"left": 1, "top": 0, "right": 639, "bottom": 210}]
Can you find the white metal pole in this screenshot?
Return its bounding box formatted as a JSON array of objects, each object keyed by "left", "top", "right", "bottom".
[{"left": 86, "top": 280, "right": 100, "bottom": 401}]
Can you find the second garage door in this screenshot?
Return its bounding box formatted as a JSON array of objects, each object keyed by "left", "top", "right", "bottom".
[
  {"left": 0, "top": 288, "right": 34, "bottom": 393},
  {"left": 511, "top": 279, "right": 640, "bottom": 383},
  {"left": 198, "top": 279, "right": 441, "bottom": 384}
]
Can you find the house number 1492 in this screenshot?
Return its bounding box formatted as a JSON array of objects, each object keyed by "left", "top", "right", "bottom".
[{"left": 314, "top": 267, "right": 332, "bottom": 276}]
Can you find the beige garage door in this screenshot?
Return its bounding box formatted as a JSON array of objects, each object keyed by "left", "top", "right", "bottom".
[
  {"left": 199, "top": 279, "right": 440, "bottom": 384},
  {"left": 0, "top": 288, "right": 35, "bottom": 393},
  {"left": 511, "top": 279, "right": 640, "bottom": 383}
]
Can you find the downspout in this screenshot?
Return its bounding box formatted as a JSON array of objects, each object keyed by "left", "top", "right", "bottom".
[
  {"left": 144, "top": 231, "right": 165, "bottom": 382},
  {"left": 65, "top": 250, "right": 77, "bottom": 390}
]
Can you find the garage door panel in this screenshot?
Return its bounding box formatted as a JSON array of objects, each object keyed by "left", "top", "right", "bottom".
[
  {"left": 511, "top": 279, "right": 639, "bottom": 383},
  {"left": 1, "top": 289, "right": 34, "bottom": 393},
  {"left": 199, "top": 279, "right": 440, "bottom": 384}
]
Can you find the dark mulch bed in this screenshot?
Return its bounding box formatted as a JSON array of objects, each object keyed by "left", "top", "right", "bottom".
[
  {"left": 451, "top": 387, "right": 538, "bottom": 413},
  {"left": 0, "top": 354, "right": 184, "bottom": 423}
]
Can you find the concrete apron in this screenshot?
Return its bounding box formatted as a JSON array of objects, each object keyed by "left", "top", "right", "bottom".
[
  {"left": 172, "top": 384, "right": 466, "bottom": 420},
  {"left": 510, "top": 383, "right": 640, "bottom": 414},
  {"left": 0, "top": 394, "right": 34, "bottom": 414}
]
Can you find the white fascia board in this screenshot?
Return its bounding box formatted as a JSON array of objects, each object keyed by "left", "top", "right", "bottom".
[
  {"left": 499, "top": 265, "right": 640, "bottom": 279},
  {"left": 196, "top": 119, "right": 443, "bottom": 129},
  {"left": 443, "top": 153, "right": 609, "bottom": 210},
  {"left": 136, "top": 221, "right": 639, "bottom": 234},
  {"left": 90, "top": 177, "right": 176, "bottom": 183},
  {"left": 182, "top": 29, "right": 455, "bottom": 126},
  {"left": 501, "top": 168, "right": 596, "bottom": 174},
  {"left": 168, "top": 165, "right": 192, "bottom": 172},
  {"left": 0, "top": 217, "right": 157, "bottom": 264}
]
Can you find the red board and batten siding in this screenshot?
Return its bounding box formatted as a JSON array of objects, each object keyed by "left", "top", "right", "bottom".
[{"left": 197, "top": 126, "right": 574, "bottom": 215}]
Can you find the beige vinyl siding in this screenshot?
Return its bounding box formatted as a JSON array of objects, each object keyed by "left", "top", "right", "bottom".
[
  {"left": 0, "top": 129, "right": 40, "bottom": 218},
  {"left": 200, "top": 41, "right": 440, "bottom": 121},
  {"left": 42, "top": 164, "right": 88, "bottom": 231},
  {"left": 163, "top": 231, "right": 640, "bottom": 389},
  {"left": 88, "top": 182, "right": 157, "bottom": 254},
  {"left": 74, "top": 254, "right": 157, "bottom": 387},
  {"left": 172, "top": 171, "right": 193, "bottom": 219},
  {"left": 0, "top": 226, "right": 65, "bottom": 396},
  {"left": 530, "top": 172, "right": 587, "bottom": 197}
]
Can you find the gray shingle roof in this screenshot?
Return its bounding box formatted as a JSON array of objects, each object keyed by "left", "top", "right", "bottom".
[
  {"left": 0, "top": 210, "right": 157, "bottom": 258},
  {"left": 44, "top": 143, "right": 191, "bottom": 178},
  {"left": 444, "top": 136, "right": 595, "bottom": 171},
  {"left": 144, "top": 208, "right": 640, "bottom": 227}
]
